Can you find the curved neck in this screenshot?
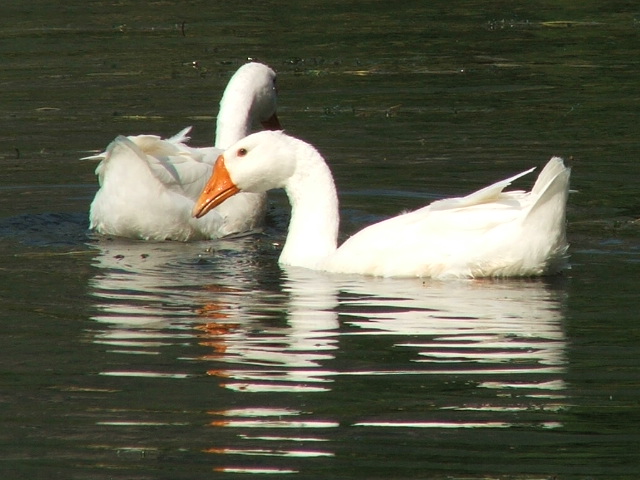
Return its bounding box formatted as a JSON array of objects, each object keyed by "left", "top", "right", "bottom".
[
  {"left": 214, "top": 89, "right": 253, "bottom": 149},
  {"left": 279, "top": 146, "right": 339, "bottom": 270}
]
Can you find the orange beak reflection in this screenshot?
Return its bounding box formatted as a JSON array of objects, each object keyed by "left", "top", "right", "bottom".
[{"left": 193, "top": 156, "right": 240, "bottom": 218}]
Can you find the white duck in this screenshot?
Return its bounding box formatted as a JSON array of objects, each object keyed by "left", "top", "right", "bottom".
[
  {"left": 85, "top": 62, "right": 281, "bottom": 241},
  {"left": 193, "top": 131, "right": 571, "bottom": 278}
]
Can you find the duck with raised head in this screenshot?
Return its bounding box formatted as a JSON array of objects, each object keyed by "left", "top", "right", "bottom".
[
  {"left": 85, "top": 62, "right": 281, "bottom": 241},
  {"left": 193, "top": 131, "right": 571, "bottom": 278}
]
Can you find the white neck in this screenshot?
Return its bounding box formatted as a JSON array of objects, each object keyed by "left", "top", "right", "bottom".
[
  {"left": 214, "top": 89, "right": 253, "bottom": 149},
  {"left": 279, "top": 145, "right": 340, "bottom": 270}
]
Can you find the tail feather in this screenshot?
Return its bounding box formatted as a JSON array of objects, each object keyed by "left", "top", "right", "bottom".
[
  {"left": 167, "top": 126, "right": 192, "bottom": 144},
  {"left": 527, "top": 157, "right": 570, "bottom": 218},
  {"left": 523, "top": 157, "right": 571, "bottom": 273},
  {"left": 531, "top": 156, "right": 569, "bottom": 196}
]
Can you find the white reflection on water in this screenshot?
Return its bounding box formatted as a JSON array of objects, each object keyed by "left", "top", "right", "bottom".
[
  {"left": 203, "top": 266, "right": 340, "bottom": 392},
  {"left": 86, "top": 238, "right": 569, "bottom": 473},
  {"left": 339, "top": 274, "right": 566, "bottom": 378}
]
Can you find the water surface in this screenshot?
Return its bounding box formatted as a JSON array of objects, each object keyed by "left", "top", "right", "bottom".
[{"left": 1, "top": 1, "right": 639, "bottom": 479}]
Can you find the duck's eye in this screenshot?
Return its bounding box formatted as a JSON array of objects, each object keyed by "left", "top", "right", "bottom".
[{"left": 237, "top": 148, "right": 248, "bottom": 157}]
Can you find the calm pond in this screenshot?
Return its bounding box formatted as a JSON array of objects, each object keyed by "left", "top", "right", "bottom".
[{"left": 1, "top": 1, "right": 639, "bottom": 479}]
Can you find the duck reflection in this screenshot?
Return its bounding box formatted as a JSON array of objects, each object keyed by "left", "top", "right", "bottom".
[
  {"left": 200, "top": 267, "right": 569, "bottom": 472},
  {"left": 330, "top": 275, "right": 568, "bottom": 432},
  {"left": 86, "top": 238, "right": 569, "bottom": 473},
  {"left": 87, "top": 235, "right": 271, "bottom": 356},
  {"left": 88, "top": 239, "right": 567, "bottom": 390},
  {"left": 203, "top": 266, "right": 340, "bottom": 393},
  {"left": 341, "top": 275, "right": 566, "bottom": 373}
]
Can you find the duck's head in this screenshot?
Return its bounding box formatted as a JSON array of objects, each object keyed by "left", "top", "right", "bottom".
[
  {"left": 220, "top": 62, "right": 281, "bottom": 131},
  {"left": 193, "top": 131, "right": 298, "bottom": 218}
]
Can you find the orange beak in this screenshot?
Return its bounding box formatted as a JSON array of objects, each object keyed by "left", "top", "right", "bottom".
[
  {"left": 260, "top": 112, "right": 282, "bottom": 131},
  {"left": 193, "top": 156, "right": 240, "bottom": 218}
]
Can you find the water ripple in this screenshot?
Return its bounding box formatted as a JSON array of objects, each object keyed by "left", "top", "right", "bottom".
[{"left": 85, "top": 238, "right": 569, "bottom": 475}]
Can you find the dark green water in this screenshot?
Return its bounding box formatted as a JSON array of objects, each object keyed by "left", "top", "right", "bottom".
[{"left": 1, "top": 1, "right": 639, "bottom": 479}]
